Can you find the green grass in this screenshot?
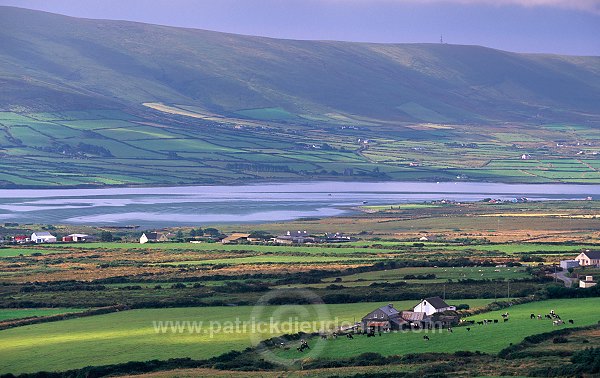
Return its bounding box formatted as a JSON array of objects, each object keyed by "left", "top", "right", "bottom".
[
  {"left": 317, "top": 266, "right": 531, "bottom": 286},
  {"left": 0, "top": 308, "right": 85, "bottom": 322},
  {"left": 0, "top": 299, "right": 494, "bottom": 374},
  {"left": 274, "top": 298, "right": 600, "bottom": 361},
  {"left": 0, "top": 248, "right": 67, "bottom": 257}
]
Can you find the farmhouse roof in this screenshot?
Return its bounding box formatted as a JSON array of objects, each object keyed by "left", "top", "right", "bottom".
[
  {"left": 33, "top": 231, "right": 54, "bottom": 237},
  {"left": 221, "top": 233, "right": 251, "bottom": 243},
  {"left": 581, "top": 251, "right": 600, "bottom": 259},
  {"left": 67, "top": 234, "right": 89, "bottom": 238},
  {"left": 424, "top": 296, "right": 451, "bottom": 309},
  {"left": 144, "top": 232, "right": 159, "bottom": 240},
  {"left": 378, "top": 304, "right": 400, "bottom": 317}
]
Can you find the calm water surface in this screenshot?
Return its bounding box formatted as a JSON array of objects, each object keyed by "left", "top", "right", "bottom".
[{"left": 0, "top": 182, "right": 598, "bottom": 227}]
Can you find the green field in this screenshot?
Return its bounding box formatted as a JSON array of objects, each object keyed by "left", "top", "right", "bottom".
[
  {"left": 318, "top": 266, "right": 531, "bottom": 285},
  {"left": 0, "top": 308, "right": 84, "bottom": 322},
  {"left": 0, "top": 299, "right": 495, "bottom": 374},
  {"left": 274, "top": 298, "right": 600, "bottom": 361}
]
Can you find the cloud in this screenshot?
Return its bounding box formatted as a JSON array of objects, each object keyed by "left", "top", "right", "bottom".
[{"left": 329, "top": 0, "right": 600, "bottom": 14}]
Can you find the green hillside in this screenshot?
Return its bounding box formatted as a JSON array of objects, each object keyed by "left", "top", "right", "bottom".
[{"left": 0, "top": 6, "right": 599, "bottom": 187}]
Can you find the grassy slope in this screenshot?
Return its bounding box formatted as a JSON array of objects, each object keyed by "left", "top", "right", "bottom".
[
  {"left": 0, "top": 7, "right": 599, "bottom": 187},
  {"left": 1, "top": 7, "right": 599, "bottom": 121},
  {"left": 0, "top": 299, "right": 495, "bottom": 374}
]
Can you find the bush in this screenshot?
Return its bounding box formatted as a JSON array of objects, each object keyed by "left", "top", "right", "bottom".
[{"left": 552, "top": 336, "right": 568, "bottom": 344}]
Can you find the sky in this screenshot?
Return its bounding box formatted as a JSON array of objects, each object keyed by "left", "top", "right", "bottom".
[{"left": 0, "top": 0, "right": 598, "bottom": 55}]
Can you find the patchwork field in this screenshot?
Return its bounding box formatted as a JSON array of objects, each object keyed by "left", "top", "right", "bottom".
[{"left": 1, "top": 107, "right": 600, "bottom": 187}]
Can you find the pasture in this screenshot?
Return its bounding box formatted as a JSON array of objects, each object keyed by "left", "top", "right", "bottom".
[
  {"left": 274, "top": 298, "right": 600, "bottom": 361},
  {"left": 0, "top": 308, "right": 84, "bottom": 322},
  {"left": 0, "top": 299, "right": 494, "bottom": 374}
]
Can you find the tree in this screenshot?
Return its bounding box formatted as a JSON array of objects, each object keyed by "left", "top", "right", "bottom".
[
  {"left": 189, "top": 229, "right": 197, "bottom": 237},
  {"left": 204, "top": 228, "right": 221, "bottom": 237},
  {"left": 100, "top": 231, "right": 113, "bottom": 242},
  {"left": 176, "top": 230, "right": 184, "bottom": 241}
]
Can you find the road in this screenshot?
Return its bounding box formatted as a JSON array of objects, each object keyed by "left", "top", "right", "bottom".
[{"left": 552, "top": 270, "right": 575, "bottom": 288}]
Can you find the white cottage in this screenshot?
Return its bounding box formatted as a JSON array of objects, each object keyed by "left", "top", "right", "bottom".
[
  {"left": 575, "top": 251, "right": 600, "bottom": 267},
  {"left": 412, "top": 296, "right": 456, "bottom": 316},
  {"left": 31, "top": 231, "right": 57, "bottom": 244}
]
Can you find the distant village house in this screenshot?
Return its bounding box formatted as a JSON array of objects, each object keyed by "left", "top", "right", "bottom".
[
  {"left": 31, "top": 232, "right": 57, "bottom": 244},
  {"left": 221, "top": 233, "right": 251, "bottom": 244},
  {"left": 62, "top": 234, "right": 93, "bottom": 242},
  {"left": 274, "top": 231, "right": 315, "bottom": 244},
  {"left": 140, "top": 232, "right": 173, "bottom": 244},
  {"left": 575, "top": 250, "right": 600, "bottom": 267}
]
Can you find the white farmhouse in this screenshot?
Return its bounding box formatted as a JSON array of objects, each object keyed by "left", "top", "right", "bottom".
[
  {"left": 575, "top": 251, "right": 600, "bottom": 267},
  {"left": 31, "top": 231, "right": 57, "bottom": 244},
  {"left": 412, "top": 296, "right": 456, "bottom": 316}
]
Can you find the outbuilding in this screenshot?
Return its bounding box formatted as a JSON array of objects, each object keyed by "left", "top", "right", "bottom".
[{"left": 559, "top": 260, "right": 580, "bottom": 270}]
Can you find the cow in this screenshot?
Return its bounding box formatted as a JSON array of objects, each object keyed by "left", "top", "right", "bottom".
[
  {"left": 423, "top": 335, "right": 430, "bottom": 341},
  {"left": 448, "top": 327, "right": 453, "bottom": 333},
  {"left": 568, "top": 319, "right": 574, "bottom": 324},
  {"left": 477, "top": 321, "right": 484, "bottom": 325},
  {"left": 504, "top": 318, "right": 509, "bottom": 322},
  {"left": 553, "top": 320, "right": 564, "bottom": 326},
  {"left": 530, "top": 313, "right": 536, "bottom": 319},
  {"left": 493, "top": 319, "right": 499, "bottom": 324},
  {"left": 297, "top": 340, "right": 310, "bottom": 352},
  {"left": 347, "top": 333, "right": 354, "bottom": 339},
  {"left": 466, "top": 327, "right": 471, "bottom": 332}
]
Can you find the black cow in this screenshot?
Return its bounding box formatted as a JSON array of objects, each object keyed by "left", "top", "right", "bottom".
[
  {"left": 504, "top": 318, "right": 509, "bottom": 322},
  {"left": 347, "top": 333, "right": 354, "bottom": 339},
  {"left": 568, "top": 319, "right": 574, "bottom": 324},
  {"left": 530, "top": 313, "right": 536, "bottom": 319},
  {"left": 466, "top": 327, "right": 471, "bottom": 332},
  {"left": 423, "top": 335, "right": 430, "bottom": 341},
  {"left": 493, "top": 319, "right": 499, "bottom": 323}
]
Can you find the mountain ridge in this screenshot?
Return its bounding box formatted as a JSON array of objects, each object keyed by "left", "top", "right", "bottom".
[{"left": 1, "top": 6, "right": 599, "bottom": 124}]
